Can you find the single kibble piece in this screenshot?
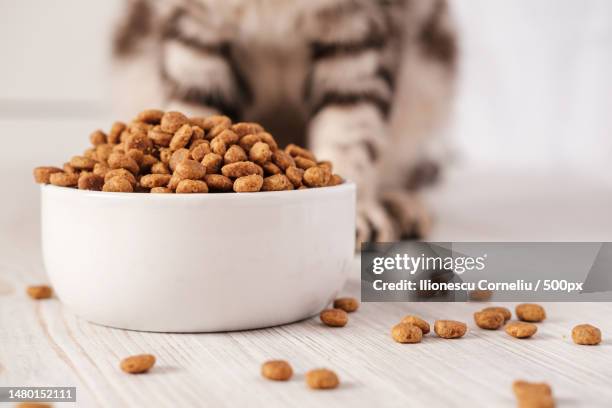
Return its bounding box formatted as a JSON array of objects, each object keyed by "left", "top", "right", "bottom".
[
  {"left": 261, "top": 360, "right": 293, "bottom": 381},
  {"left": 271, "top": 150, "right": 295, "bottom": 170},
  {"left": 78, "top": 172, "right": 104, "bottom": 191},
  {"left": 249, "top": 141, "right": 272, "bottom": 165},
  {"left": 572, "top": 324, "right": 602, "bottom": 345},
  {"left": 259, "top": 132, "right": 278, "bottom": 151},
  {"left": 305, "top": 369, "right": 339, "bottom": 390},
  {"left": 204, "top": 174, "right": 233, "bottom": 192},
  {"left": 516, "top": 304, "right": 546, "bottom": 322},
  {"left": 286, "top": 143, "right": 316, "bottom": 161},
  {"left": 224, "top": 144, "right": 248, "bottom": 164},
  {"left": 90, "top": 129, "right": 107, "bottom": 146},
  {"left": 400, "top": 315, "right": 430, "bottom": 334},
  {"left": 320, "top": 308, "right": 348, "bottom": 327},
  {"left": 169, "top": 148, "right": 190, "bottom": 171},
  {"left": 104, "top": 168, "right": 136, "bottom": 187},
  {"left": 151, "top": 187, "right": 172, "bottom": 193},
  {"left": 103, "top": 176, "right": 134, "bottom": 193},
  {"left": 149, "top": 126, "right": 173, "bottom": 147},
  {"left": 327, "top": 174, "right": 344, "bottom": 186},
  {"left": 160, "top": 111, "right": 188, "bottom": 133},
  {"left": 210, "top": 136, "right": 227, "bottom": 156},
  {"left": 217, "top": 128, "right": 239, "bottom": 145},
  {"left": 108, "top": 153, "right": 139, "bottom": 175},
  {"left": 262, "top": 161, "right": 282, "bottom": 175},
  {"left": 120, "top": 354, "right": 156, "bottom": 374},
  {"left": 239, "top": 134, "right": 263, "bottom": 152},
  {"left": 505, "top": 321, "right": 538, "bottom": 338},
  {"left": 474, "top": 310, "right": 505, "bottom": 330},
  {"left": 303, "top": 166, "right": 331, "bottom": 187},
  {"left": 233, "top": 174, "right": 263, "bottom": 192},
  {"left": 513, "top": 380, "right": 554, "bottom": 408},
  {"left": 285, "top": 166, "right": 304, "bottom": 188},
  {"left": 140, "top": 174, "right": 172, "bottom": 188},
  {"left": 232, "top": 122, "right": 264, "bottom": 136},
  {"left": 26, "top": 285, "right": 53, "bottom": 300},
  {"left": 262, "top": 174, "right": 293, "bottom": 191},
  {"left": 136, "top": 108, "right": 164, "bottom": 124},
  {"left": 49, "top": 172, "right": 79, "bottom": 187},
  {"left": 70, "top": 155, "right": 96, "bottom": 170},
  {"left": 175, "top": 159, "right": 206, "bottom": 180},
  {"left": 482, "top": 306, "right": 512, "bottom": 322},
  {"left": 222, "top": 161, "right": 263, "bottom": 178},
  {"left": 333, "top": 297, "right": 359, "bottom": 313},
  {"left": 201, "top": 153, "right": 223, "bottom": 174},
  {"left": 294, "top": 156, "right": 317, "bottom": 170},
  {"left": 169, "top": 123, "right": 193, "bottom": 150},
  {"left": 391, "top": 323, "right": 423, "bottom": 343},
  {"left": 176, "top": 179, "right": 208, "bottom": 194},
  {"left": 33, "top": 166, "right": 63, "bottom": 184},
  {"left": 434, "top": 320, "right": 467, "bottom": 339}
]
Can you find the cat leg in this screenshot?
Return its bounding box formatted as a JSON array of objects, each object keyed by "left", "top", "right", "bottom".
[{"left": 381, "top": 190, "right": 432, "bottom": 240}]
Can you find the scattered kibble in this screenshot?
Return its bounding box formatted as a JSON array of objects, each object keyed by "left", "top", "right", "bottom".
[
  {"left": 320, "top": 309, "right": 348, "bottom": 327},
  {"left": 391, "top": 323, "right": 423, "bottom": 343},
  {"left": 305, "top": 368, "right": 340, "bottom": 390},
  {"left": 434, "top": 320, "right": 467, "bottom": 339},
  {"left": 120, "top": 354, "right": 156, "bottom": 374},
  {"left": 516, "top": 303, "right": 546, "bottom": 322},
  {"left": 513, "top": 380, "right": 554, "bottom": 408},
  {"left": 26, "top": 285, "right": 53, "bottom": 300},
  {"left": 482, "top": 306, "right": 512, "bottom": 322},
  {"left": 333, "top": 297, "right": 360, "bottom": 313},
  {"left": 572, "top": 324, "right": 602, "bottom": 345},
  {"left": 505, "top": 322, "right": 538, "bottom": 339},
  {"left": 261, "top": 360, "right": 293, "bottom": 381},
  {"left": 400, "top": 315, "right": 430, "bottom": 334},
  {"left": 474, "top": 310, "right": 505, "bottom": 330}
]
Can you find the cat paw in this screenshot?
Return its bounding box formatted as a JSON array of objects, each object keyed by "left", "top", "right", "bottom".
[
  {"left": 356, "top": 200, "right": 400, "bottom": 248},
  {"left": 381, "top": 191, "right": 432, "bottom": 240}
]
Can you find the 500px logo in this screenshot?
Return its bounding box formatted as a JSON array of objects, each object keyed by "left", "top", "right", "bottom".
[{"left": 371, "top": 253, "right": 487, "bottom": 275}]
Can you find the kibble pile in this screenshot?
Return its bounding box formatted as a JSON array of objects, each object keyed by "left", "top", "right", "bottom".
[{"left": 33, "top": 109, "right": 343, "bottom": 193}]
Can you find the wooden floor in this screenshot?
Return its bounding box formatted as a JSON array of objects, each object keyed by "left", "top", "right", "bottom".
[{"left": 1, "top": 259, "right": 611, "bottom": 408}]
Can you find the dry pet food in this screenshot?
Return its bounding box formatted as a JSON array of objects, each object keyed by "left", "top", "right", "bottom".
[
  {"left": 26, "top": 285, "right": 53, "bottom": 300},
  {"left": 34, "top": 110, "right": 344, "bottom": 194},
  {"left": 261, "top": 360, "right": 293, "bottom": 381},
  {"left": 305, "top": 368, "right": 340, "bottom": 390},
  {"left": 474, "top": 310, "right": 505, "bottom": 330},
  {"left": 400, "top": 315, "right": 430, "bottom": 334},
  {"left": 505, "top": 322, "right": 537, "bottom": 339},
  {"left": 391, "top": 323, "right": 423, "bottom": 343},
  {"left": 515, "top": 303, "right": 546, "bottom": 322},
  {"left": 513, "top": 380, "right": 555, "bottom": 408},
  {"left": 572, "top": 324, "right": 602, "bottom": 345},
  {"left": 120, "top": 354, "right": 156, "bottom": 374},
  {"left": 481, "top": 306, "right": 512, "bottom": 322},
  {"left": 320, "top": 309, "right": 348, "bottom": 327},
  {"left": 333, "top": 297, "right": 360, "bottom": 313},
  {"left": 434, "top": 320, "right": 467, "bottom": 339}
]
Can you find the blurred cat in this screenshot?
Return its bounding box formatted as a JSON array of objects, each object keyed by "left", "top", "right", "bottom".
[{"left": 113, "top": 0, "right": 457, "bottom": 243}]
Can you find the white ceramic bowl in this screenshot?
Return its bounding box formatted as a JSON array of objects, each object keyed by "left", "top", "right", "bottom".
[{"left": 41, "top": 183, "right": 355, "bottom": 332}]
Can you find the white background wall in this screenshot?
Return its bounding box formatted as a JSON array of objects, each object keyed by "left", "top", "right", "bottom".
[{"left": 0, "top": 0, "right": 611, "bottom": 247}]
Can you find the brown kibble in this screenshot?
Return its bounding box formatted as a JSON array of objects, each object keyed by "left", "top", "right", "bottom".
[
  {"left": 175, "top": 159, "right": 206, "bottom": 180},
  {"left": 249, "top": 141, "right": 272, "bottom": 165},
  {"left": 320, "top": 308, "right": 348, "bottom": 327},
  {"left": 572, "top": 324, "right": 602, "bottom": 345},
  {"left": 210, "top": 136, "right": 227, "bottom": 156},
  {"left": 70, "top": 155, "right": 96, "bottom": 170},
  {"left": 272, "top": 150, "right": 295, "bottom": 170},
  {"left": 434, "top": 320, "right": 467, "bottom": 339},
  {"left": 224, "top": 144, "right": 248, "bottom": 164},
  {"left": 16, "top": 403, "right": 53, "bottom": 408},
  {"left": 149, "top": 126, "right": 173, "bottom": 147},
  {"left": 108, "top": 153, "right": 139, "bottom": 175},
  {"left": 233, "top": 174, "right": 263, "bottom": 192},
  {"left": 482, "top": 306, "right": 512, "bottom": 322},
  {"left": 33, "top": 166, "right": 63, "bottom": 184},
  {"left": 513, "top": 380, "right": 554, "bottom": 408},
  {"left": 391, "top": 323, "right": 423, "bottom": 343},
  {"left": 170, "top": 123, "right": 193, "bottom": 150},
  {"left": 474, "top": 310, "right": 505, "bottom": 330},
  {"left": 516, "top": 304, "right": 546, "bottom": 322},
  {"left": 125, "top": 132, "right": 152, "bottom": 152},
  {"left": 96, "top": 144, "right": 114, "bottom": 162},
  {"left": 222, "top": 161, "right": 263, "bottom": 178},
  {"left": 140, "top": 154, "right": 158, "bottom": 171},
  {"left": 169, "top": 148, "right": 190, "bottom": 171},
  {"left": 328, "top": 174, "right": 344, "bottom": 186},
  {"left": 160, "top": 111, "right": 188, "bottom": 133},
  {"left": 190, "top": 140, "right": 211, "bottom": 161},
  {"left": 151, "top": 187, "right": 172, "bottom": 193},
  {"left": 505, "top": 321, "right": 538, "bottom": 338},
  {"left": 239, "top": 134, "right": 263, "bottom": 152},
  {"left": 191, "top": 125, "right": 205, "bottom": 141},
  {"left": 261, "top": 360, "right": 293, "bottom": 381},
  {"left": 120, "top": 354, "right": 156, "bottom": 374},
  {"left": 90, "top": 129, "right": 107, "bottom": 146},
  {"left": 204, "top": 174, "right": 233, "bottom": 192},
  {"left": 262, "top": 162, "right": 282, "bottom": 176},
  {"left": 294, "top": 156, "right": 317, "bottom": 170},
  {"left": 262, "top": 174, "right": 293, "bottom": 191},
  {"left": 136, "top": 109, "right": 164, "bottom": 124},
  {"left": 209, "top": 123, "right": 229, "bottom": 139},
  {"left": 286, "top": 143, "right": 316, "bottom": 161},
  {"left": 167, "top": 174, "right": 184, "bottom": 190},
  {"left": 104, "top": 168, "right": 136, "bottom": 187},
  {"left": 192, "top": 115, "right": 231, "bottom": 132},
  {"left": 285, "top": 166, "right": 304, "bottom": 188},
  {"left": 140, "top": 174, "right": 172, "bottom": 188},
  {"left": 49, "top": 172, "right": 79, "bottom": 187},
  {"left": 217, "top": 128, "right": 239, "bottom": 145},
  {"left": 333, "top": 297, "right": 359, "bottom": 313},
  {"left": 202, "top": 153, "right": 223, "bottom": 174},
  {"left": 151, "top": 161, "right": 170, "bottom": 175},
  {"left": 303, "top": 166, "right": 331, "bottom": 187},
  {"left": 126, "top": 148, "right": 144, "bottom": 165},
  {"left": 103, "top": 176, "right": 134, "bottom": 192},
  {"left": 78, "top": 172, "right": 104, "bottom": 191},
  {"left": 305, "top": 369, "right": 339, "bottom": 390},
  {"left": 232, "top": 122, "right": 264, "bottom": 137},
  {"left": 26, "top": 285, "right": 52, "bottom": 300},
  {"left": 318, "top": 161, "right": 332, "bottom": 172},
  {"left": 108, "top": 121, "right": 126, "bottom": 144},
  {"left": 258, "top": 132, "right": 278, "bottom": 151},
  {"left": 400, "top": 315, "right": 430, "bottom": 334},
  {"left": 176, "top": 179, "right": 208, "bottom": 193},
  {"left": 63, "top": 162, "right": 77, "bottom": 174}
]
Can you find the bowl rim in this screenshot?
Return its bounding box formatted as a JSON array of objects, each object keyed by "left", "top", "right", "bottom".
[{"left": 41, "top": 181, "right": 355, "bottom": 202}]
